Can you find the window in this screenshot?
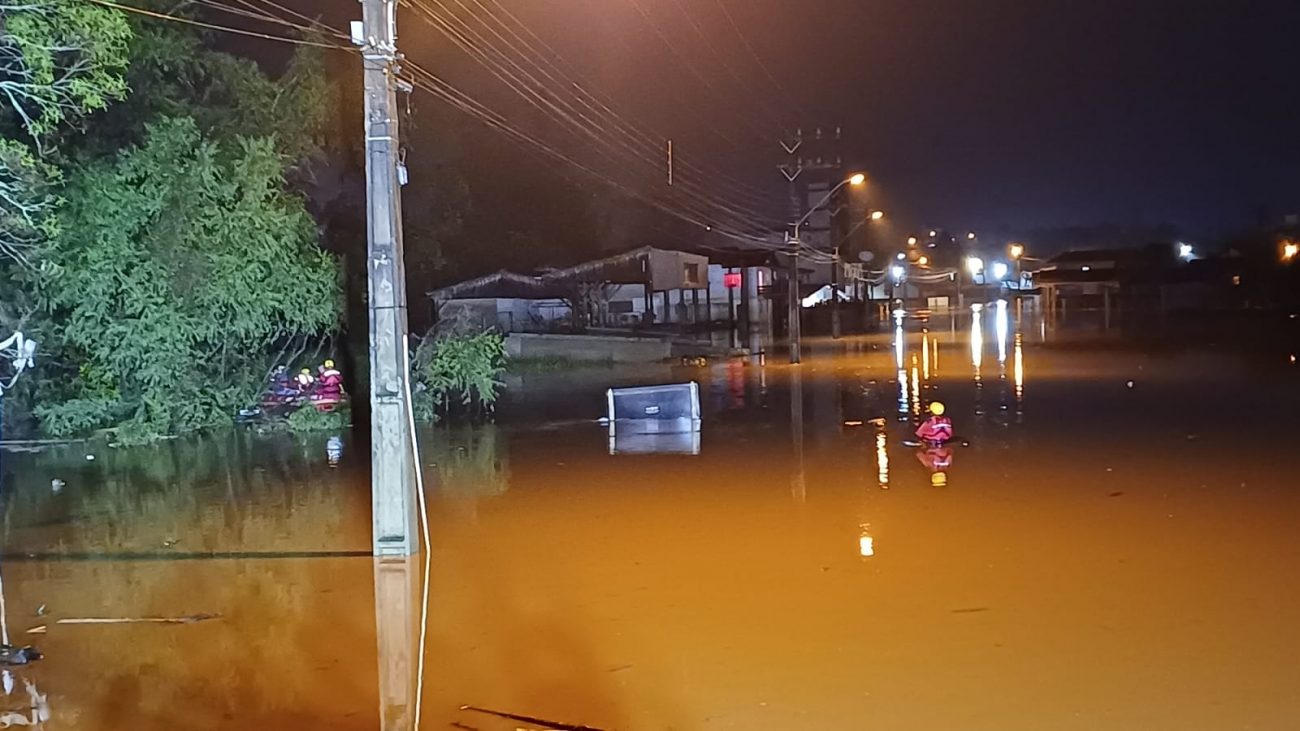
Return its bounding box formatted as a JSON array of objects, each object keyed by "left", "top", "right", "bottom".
[{"left": 684, "top": 263, "right": 701, "bottom": 285}]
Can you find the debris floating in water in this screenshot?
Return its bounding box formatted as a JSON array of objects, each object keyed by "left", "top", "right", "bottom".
[
  {"left": 0, "top": 646, "right": 41, "bottom": 666},
  {"left": 459, "top": 705, "right": 608, "bottom": 731},
  {"left": 56, "top": 613, "right": 220, "bottom": 626}
]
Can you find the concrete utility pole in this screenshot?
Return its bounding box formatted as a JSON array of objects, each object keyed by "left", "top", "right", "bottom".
[
  {"left": 359, "top": 0, "right": 419, "bottom": 557},
  {"left": 830, "top": 246, "right": 842, "bottom": 339},
  {"left": 779, "top": 131, "right": 804, "bottom": 364}
]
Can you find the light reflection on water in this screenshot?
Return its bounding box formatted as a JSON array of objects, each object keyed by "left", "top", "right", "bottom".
[{"left": 0, "top": 315, "right": 1299, "bottom": 729}]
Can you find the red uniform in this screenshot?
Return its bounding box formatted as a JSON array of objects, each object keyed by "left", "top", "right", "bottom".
[
  {"left": 314, "top": 368, "right": 344, "bottom": 404},
  {"left": 915, "top": 415, "right": 953, "bottom": 445}
]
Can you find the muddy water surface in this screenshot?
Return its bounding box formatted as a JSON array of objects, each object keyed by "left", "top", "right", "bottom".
[{"left": 2, "top": 309, "right": 1300, "bottom": 730}]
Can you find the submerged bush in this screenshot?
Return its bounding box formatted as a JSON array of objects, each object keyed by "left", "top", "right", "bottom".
[{"left": 411, "top": 329, "right": 507, "bottom": 422}]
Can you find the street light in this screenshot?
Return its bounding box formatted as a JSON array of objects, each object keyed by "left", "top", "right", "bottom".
[
  {"left": 907, "top": 236, "right": 918, "bottom": 246},
  {"left": 789, "top": 173, "right": 866, "bottom": 357},
  {"left": 1009, "top": 242, "right": 1025, "bottom": 260},
  {"left": 917, "top": 255, "right": 930, "bottom": 266},
  {"left": 928, "top": 230, "right": 937, "bottom": 238},
  {"left": 870, "top": 210, "right": 884, "bottom": 221},
  {"left": 991, "top": 261, "right": 1009, "bottom": 281},
  {"left": 1282, "top": 241, "right": 1298, "bottom": 262},
  {"left": 967, "top": 232, "right": 977, "bottom": 240},
  {"left": 965, "top": 256, "right": 984, "bottom": 278},
  {"left": 1178, "top": 242, "right": 1195, "bottom": 261}
]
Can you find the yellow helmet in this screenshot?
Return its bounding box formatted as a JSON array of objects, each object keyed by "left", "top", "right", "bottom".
[
  {"left": 324, "top": 359, "right": 335, "bottom": 369},
  {"left": 301, "top": 368, "right": 311, "bottom": 375},
  {"left": 929, "top": 401, "right": 946, "bottom": 416},
  {"left": 931, "top": 471, "right": 948, "bottom": 487}
]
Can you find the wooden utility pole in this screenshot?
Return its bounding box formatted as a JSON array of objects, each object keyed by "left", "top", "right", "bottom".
[{"left": 359, "top": 0, "right": 418, "bottom": 556}]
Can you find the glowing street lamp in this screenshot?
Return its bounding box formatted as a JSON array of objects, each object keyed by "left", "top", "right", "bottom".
[
  {"left": 928, "top": 230, "right": 937, "bottom": 238},
  {"left": 965, "top": 256, "right": 984, "bottom": 277},
  {"left": 1009, "top": 242, "right": 1025, "bottom": 260},
  {"left": 991, "top": 261, "right": 1009, "bottom": 281},
  {"left": 1178, "top": 242, "right": 1195, "bottom": 261},
  {"left": 870, "top": 210, "right": 885, "bottom": 221},
  {"left": 891, "top": 264, "right": 906, "bottom": 282},
  {"left": 907, "top": 236, "right": 918, "bottom": 246},
  {"left": 967, "top": 231, "right": 977, "bottom": 240},
  {"left": 1282, "top": 241, "right": 1298, "bottom": 263},
  {"left": 788, "top": 172, "right": 866, "bottom": 360},
  {"left": 896, "top": 252, "right": 906, "bottom": 260},
  {"left": 917, "top": 255, "right": 930, "bottom": 266}
]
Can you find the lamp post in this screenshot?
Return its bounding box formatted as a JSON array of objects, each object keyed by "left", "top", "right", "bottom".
[
  {"left": 1009, "top": 242, "right": 1025, "bottom": 284},
  {"left": 965, "top": 256, "right": 984, "bottom": 305},
  {"left": 789, "top": 173, "right": 865, "bottom": 362}
]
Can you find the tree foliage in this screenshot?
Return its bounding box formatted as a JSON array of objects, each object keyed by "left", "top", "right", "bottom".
[
  {"left": 0, "top": 0, "right": 130, "bottom": 139},
  {"left": 36, "top": 117, "right": 340, "bottom": 440},
  {"left": 0, "top": 0, "right": 130, "bottom": 272},
  {"left": 411, "top": 329, "right": 506, "bottom": 422}
]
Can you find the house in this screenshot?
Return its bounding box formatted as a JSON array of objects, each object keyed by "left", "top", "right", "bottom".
[{"left": 429, "top": 247, "right": 776, "bottom": 332}]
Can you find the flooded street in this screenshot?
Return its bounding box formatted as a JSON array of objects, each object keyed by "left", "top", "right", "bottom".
[{"left": 3, "top": 308, "right": 1300, "bottom": 729}]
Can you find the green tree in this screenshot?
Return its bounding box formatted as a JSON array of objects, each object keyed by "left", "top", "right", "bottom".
[
  {"left": 36, "top": 117, "right": 341, "bottom": 441},
  {"left": 0, "top": 0, "right": 129, "bottom": 274},
  {"left": 0, "top": 0, "right": 130, "bottom": 139}
]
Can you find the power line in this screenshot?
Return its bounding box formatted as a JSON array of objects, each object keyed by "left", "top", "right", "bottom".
[
  {"left": 85, "top": 0, "right": 351, "bottom": 48},
  {"left": 713, "top": 0, "right": 802, "bottom": 116},
  {"left": 472, "top": 0, "right": 767, "bottom": 160},
  {"left": 666, "top": 0, "right": 795, "bottom": 138},
  {"left": 463, "top": 0, "right": 781, "bottom": 207},
  {"left": 190, "top": 0, "right": 349, "bottom": 40},
  {"left": 624, "top": 0, "right": 779, "bottom": 146},
  {"left": 402, "top": 0, "right": 783, "bottom": 232},
  {"left": 107, "top": 0, "right": 805, "bottom": 256},
  {"left": 405, "top": 61, "right": 801, "bottom": 252},
  {"left": 403, "top": 0, "right": 779, "bottom": 222}
]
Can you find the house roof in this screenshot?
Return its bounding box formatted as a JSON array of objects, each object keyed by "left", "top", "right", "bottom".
[{"left": 429, "top": 246, "right": 709, "bottom": 300}]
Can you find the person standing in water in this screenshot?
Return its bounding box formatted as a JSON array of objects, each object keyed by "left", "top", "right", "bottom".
[{"left": 916, "top": 401, "right": 954, "bottom": 446}]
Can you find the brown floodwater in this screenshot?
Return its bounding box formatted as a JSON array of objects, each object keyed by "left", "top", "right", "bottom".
[{"left": 3, "top": 306, "right": 1300, "bottom": 730}]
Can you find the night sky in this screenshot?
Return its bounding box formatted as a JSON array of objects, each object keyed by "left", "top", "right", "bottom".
[{"left": 310, "top": 0, "right": 1299, "bottom": 250}]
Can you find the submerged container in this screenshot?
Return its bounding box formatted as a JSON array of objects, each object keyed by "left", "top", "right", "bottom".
[{"left": 606, "top": 382, "right": 702, "bottom": 455}]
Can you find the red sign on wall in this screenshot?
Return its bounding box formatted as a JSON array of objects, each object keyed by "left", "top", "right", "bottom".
[{"left": 723, "top": 272, "right": 742, "bottom": 289}]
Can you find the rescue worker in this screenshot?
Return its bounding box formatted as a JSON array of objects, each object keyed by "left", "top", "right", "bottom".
[
  {"left": 313, "top": 359, "right": 344, "bottom": 405},
  {"left": 294, "top": 367, "right": 316, "bottom": 396},
  {"left": 915, "top": 401, "right": 954, "bottom": 446}
]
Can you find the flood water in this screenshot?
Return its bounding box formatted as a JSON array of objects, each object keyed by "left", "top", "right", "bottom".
[{"left": 3, "top": 306, "right": 1300, "bottom": 730}]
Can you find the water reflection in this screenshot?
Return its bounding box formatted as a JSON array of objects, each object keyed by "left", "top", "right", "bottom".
[
  {"left": 374, "top": 556, "right": 420, "bottom": 731},
  {"left": 916, "top": 444, "right": 954, "bottom": 487},
  {"left": 858, "top": 525, "right": 875, "bottom": 557},
  {"left": 1014, "top": 330, "right": 1026, "bottom": 418},
  {"left": 996, "top": 299, "right": 1010, "bottom": 366},
  {"left": 790, "top": 365, "right": 806, "bottom": 502},
  {"left": 875, "top": 423, "right": 890, "bottom": 489},
  {"left": 4, "top": 331, "right": 1299, "bottom": 730},
  {"left": 970, "top": 306, "right": 985, "bottom": 383}
]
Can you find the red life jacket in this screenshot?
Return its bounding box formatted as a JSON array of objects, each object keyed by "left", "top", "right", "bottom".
[{"left": 915, "top": 416, "right": 953, "bottom": 443}]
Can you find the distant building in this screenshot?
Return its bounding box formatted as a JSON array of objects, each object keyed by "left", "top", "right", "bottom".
[{"left": 428, "top": 247, "right": 773, "bottom": 333}]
